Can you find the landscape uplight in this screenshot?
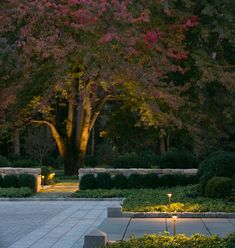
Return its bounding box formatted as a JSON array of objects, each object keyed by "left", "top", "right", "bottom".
[
  {"left": 41, "top": 175, "right": 45, "bottom": 185},
  {"left": 172, "top": 215, "right": 178, "bottom": 235}
]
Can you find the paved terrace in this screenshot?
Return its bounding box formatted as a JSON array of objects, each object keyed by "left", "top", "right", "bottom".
[
  {"left": 1, "top": 201, "right": 235, "bottom": 248},
  {"left": 0, "top": 201, "right": 121, "bottom": 248},
  {"left": 99, "top": 217, "right": 235, "bottom": 241}
]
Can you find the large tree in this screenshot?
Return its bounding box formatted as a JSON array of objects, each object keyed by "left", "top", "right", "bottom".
[{"left": 1, "top": 0, "right": 199, "bottom": 174}]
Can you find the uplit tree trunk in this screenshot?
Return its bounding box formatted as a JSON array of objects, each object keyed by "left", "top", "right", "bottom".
[
  {"left": 31, "top": 81, "right": 111, "bottom": 175},
  {"left": 91, "top": 127, "right": 95, "bottom": 158}
]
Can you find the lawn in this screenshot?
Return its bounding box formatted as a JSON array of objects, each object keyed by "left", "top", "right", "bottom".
[{"left": 72, "top": 185, "right": 235, "bottom": 212}]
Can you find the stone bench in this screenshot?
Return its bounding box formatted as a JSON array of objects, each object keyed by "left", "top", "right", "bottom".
[{"left": 0, "top": 167, "right": 41, "bottom": 192}]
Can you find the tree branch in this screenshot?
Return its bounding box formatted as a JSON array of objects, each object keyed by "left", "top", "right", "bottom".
[
  {"left": 89, "top": 94, "right": 115, "bottom": 131},
  {"left": 31, "top": 120, "right": 65, "bottom": 159}
]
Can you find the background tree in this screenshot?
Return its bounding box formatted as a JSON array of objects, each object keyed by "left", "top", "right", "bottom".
[
  {"left": 1, "top": 0, "right": 197, "bottom": 174},
  {"left": 24, "top": 126, "right": 55, "bottom": 165}
]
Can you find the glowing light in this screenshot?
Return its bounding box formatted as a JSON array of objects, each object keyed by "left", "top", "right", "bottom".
[
  {"left": 167, "top": 193, "right": 173, "bottom": 207},
  {"left": 172, "top": 215, "right": 178, "bottom": 235},
  {"left": 167, "top": 193, "right": 172, "bottom": 198}
]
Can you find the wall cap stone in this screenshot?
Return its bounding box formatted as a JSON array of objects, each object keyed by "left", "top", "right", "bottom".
[
  {"left": 79, "top": 168, "right": 198, "bottom": 180},
  {"left": 107, "top": 206, "right": 235, "bottom": 218}
]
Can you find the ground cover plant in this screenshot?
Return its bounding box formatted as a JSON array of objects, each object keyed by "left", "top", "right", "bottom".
[
  {"left": 0, "top": 187, "right": 33, "bottom": 198},
  {"left": 73, "top": 185, "right": 235, "bottom": 212},
  {"left": 106, "top": 233, "right": 235, "bottom": 248}
]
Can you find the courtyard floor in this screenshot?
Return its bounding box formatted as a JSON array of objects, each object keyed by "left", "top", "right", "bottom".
[
  {"left": 1, "top": 200, "right": 235, "bottom": 248},
  {"left": 0, "top": 200, "right": 120, "bottom": 248},
  {"left": 99, "top": 217, "right": 235, "bottom": 241}
]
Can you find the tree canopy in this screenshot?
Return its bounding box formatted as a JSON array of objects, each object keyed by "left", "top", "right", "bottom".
[{"left": 0, "top": 0, "right": 234, "bottom": 174}]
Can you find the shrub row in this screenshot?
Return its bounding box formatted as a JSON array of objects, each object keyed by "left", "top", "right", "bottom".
[
  {"left": 79, "top": 173, "right": 198, "bottom": 190},
  {"left": 0, "top": 174, "right": 36, "bottom": 191},
  {"left": 198, "top": 151, "right": 235, "bottom": 197},
  {"left": 87, "top": 148, "right": 198, "bottom": 169},
  {"left": 204, "top": 177, "right": 232, "bottom": 198}
]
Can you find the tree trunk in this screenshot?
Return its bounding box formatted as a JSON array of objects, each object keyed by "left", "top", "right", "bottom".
[
  {"left": 160, "top": 137, "right": 166, "bottom": 155},
  {"left": 159, "top": 129, "right": 166, "bottom": 156},
  {"left": 13, "top": 129, "right": 20, "bottom": 156},
  {"left": 63, "top": 144, "right": 79, "bottom": 176},
  {"left": 166, "top": 133, "right": 170, "bottom": 152},
  {"left": 91, "top": 127, "right": 95, "bottom": 158}
]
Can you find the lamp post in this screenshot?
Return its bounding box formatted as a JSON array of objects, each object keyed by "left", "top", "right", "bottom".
[
  {"left": 167, "top": 193, "right": 172, "bottom": 208},
  {"left": 172, "top": 215, "right": 178, "bottom": 235}
]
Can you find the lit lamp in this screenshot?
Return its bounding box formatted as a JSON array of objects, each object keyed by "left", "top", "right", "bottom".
[
  {"left": 172, "top": 215, "right": 178, "bottom": 235},
  {"left": 41, "top": 175, "right": 45, "bottom": 185},
  {"left": 167, "top": 193, "right": 172, "bottom": 208}
]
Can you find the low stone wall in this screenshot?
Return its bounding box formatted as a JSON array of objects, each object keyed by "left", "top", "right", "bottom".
[
  {"left": 0, "top": 167, "right": 41, "bottom": 192},
  {"left": 79, "top": 168, "right": 198, "bottom": 181}
]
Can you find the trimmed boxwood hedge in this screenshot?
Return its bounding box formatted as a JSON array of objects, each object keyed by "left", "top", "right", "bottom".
[
  {"left": 79, "top": 174, "right": 97, "bottom": 190},
  {"left": 198, "top": 151, "right": 235, "bottom": 194},
  {"left": 79, "top": 173, "right": 197, "bottom": 190},
  {"left": 18, "top": 174, "right": 36, "bottom": 191},
  {"left": 112, "top": 174, "right": 129, "bottom": 189},
  {"left": 205, "top": 177, "right": 232, "bottom": 198},
  {"left": 4, "top": 175, "right": 19, "bottom": 188},
  {"left": 0, "top": 173, "right": 36, "bottom": 191}
]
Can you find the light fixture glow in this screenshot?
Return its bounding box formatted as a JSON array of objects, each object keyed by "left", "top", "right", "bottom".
[{"left": 172, "top": 215, "right": 178, "bottom": 235}]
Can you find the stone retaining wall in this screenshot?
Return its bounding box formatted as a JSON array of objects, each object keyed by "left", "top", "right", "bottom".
[
  {"left": 0, "top": 167, "right": 41, "bottom": 192},
  {"left": 79, "top": 168, "right": 198, "bottom": 181},
  {"left": 107, "top": 205, "right": 235, "bottom": 218}
]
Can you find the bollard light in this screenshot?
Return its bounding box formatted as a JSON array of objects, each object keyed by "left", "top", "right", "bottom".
[
  {"left": 172, "top": 215, "right": 178, "bottom": 235},
  {"left": 167, "top": 193, "right": 172, "bottom": 208}
]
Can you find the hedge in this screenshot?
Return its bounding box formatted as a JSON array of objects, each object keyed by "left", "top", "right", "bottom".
[
  {"left": 198, "top": 151, "right": 235, "bottom": 194},
  {"left": 79, "top": 173, "right": 197, "bottom": 190},
  {"left": 161, "top": 150, "right": 198, "bottom": 169},
  {"left": 205, "top": 177, "right": 232, "bottom": 198},
  {"left": 0, "top": 155, "right": 11, "bottom": 167},
  {"left": 0, "top": 173, "right": 36, "bottom": 191}
]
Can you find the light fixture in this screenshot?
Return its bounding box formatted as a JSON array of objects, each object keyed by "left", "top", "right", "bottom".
[
  {"left": 167, "top": 193, "right": 172, "bottom": 207},
  {"left": 172, "top": 215, "right": 178, "bottom": 235}
]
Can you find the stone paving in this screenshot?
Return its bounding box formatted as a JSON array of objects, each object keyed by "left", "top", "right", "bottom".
[
  {"left": 1, "top": 200, "right": 235, "bottom": 248},
  {"left": 0, "top": 200, "right": 121, "bottom": 248},
  {"left": 32, "top": 182, "right": 79, "bottom": 198},
  {"left": 99, "top": 217, "right": 235, "bottom": 241}
]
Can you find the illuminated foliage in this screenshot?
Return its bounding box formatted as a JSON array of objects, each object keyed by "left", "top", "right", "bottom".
[{"left": 0, "top": 0, "right": 198, "bottom": 174}]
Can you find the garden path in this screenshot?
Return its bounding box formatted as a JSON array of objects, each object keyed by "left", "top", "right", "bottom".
[
  {"left": 98, "top": 217, "right": 235, "bottom": 240},
  {"left": 32, "top": 182, "right": 79, "bottom": 198}
]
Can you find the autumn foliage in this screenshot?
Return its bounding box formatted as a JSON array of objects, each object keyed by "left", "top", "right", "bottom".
[{"left": 0, "top": 0, "right": 202, "bottom": 174}]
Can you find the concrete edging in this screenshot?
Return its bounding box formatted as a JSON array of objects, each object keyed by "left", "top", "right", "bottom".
[{"left": 107, "top": 206, "right": 235, "bottom": 218}]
